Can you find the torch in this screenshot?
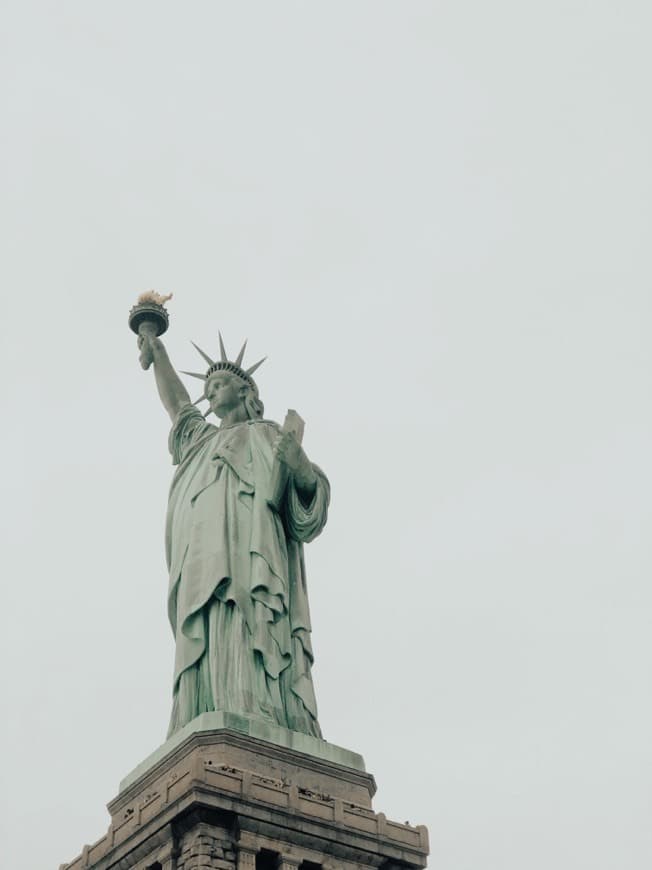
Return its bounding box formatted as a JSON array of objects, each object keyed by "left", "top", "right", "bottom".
[{"left": 128, "top": 291, "right": 173, "bottom": 370}]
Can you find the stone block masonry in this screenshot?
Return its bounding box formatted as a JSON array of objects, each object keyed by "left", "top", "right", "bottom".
[{"left": 60, "top": 725, "right": 428, "bottom": 869}]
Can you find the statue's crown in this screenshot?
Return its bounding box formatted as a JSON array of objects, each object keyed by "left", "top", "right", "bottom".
[{"left": 181, "top": 334, "right": 266, "bottom": 396}]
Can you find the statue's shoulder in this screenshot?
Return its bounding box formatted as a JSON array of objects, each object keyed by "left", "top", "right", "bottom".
[
  {"left": 245, "top": 419, "right": 281, "bottom": 445},
  {"left": 249, "top": 420, "right": 281, "bottom": 438}
]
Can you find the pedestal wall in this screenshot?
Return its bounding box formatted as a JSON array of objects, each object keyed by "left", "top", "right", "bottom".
[{"left": 61, "top": 723, "right": 429, "bottom": 870}]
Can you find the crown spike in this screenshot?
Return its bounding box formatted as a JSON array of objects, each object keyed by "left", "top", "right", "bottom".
[
  {"left": 235, "top": 339, "right": 248, "bottom": 367},
  {"left": 245, "top": 357, "right": 267, "bottom": 377},
  {"left": 192, "top": 395, "right": 207, "bottom": 405},
  {"left": 180, "top": 370, "right": 207, "bottom": 381},
  {"left": 203, "top": 408, "right": 213, "bottom": 418},
  {"left": 218, "top": 332, "right": 228, "bottom": 362},
  {"left": 191, "top": 341, "right": 215, "bottom": 366}
]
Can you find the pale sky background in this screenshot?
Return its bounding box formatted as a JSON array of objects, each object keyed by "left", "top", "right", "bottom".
[{"left": 1, "top": 3, "right": 651, "bottom": 869}]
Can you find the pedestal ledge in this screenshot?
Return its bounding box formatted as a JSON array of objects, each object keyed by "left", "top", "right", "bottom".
[{"left": 117, "top": 712, "right": 375, "bottom": 805}]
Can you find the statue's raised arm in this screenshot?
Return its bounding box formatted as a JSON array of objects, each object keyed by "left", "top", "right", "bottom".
[
  {"left": 129, "top": 292, "right": 190, "bottom": 422},
  {"left": 128, "top": 293, "right": 329, "bottom": 741}
]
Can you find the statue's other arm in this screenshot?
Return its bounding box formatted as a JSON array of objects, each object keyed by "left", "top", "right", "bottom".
[
  {"left": 138, "top": 330, "right": 191, "bottom": 422},
  {"left": 284, "top": 464, "right": 330, "bottom": 544},
  {"left": 273, "top": 429, "right": 318, "bottom": 503}
]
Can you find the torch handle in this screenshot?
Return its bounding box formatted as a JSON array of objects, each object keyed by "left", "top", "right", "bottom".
[{"left": 138, "top": 321, "right": 159, "bottom": 370}]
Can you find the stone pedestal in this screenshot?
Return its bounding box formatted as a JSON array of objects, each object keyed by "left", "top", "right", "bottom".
[{"left": 61, "top": 715, "right": 429, "bottom": 870}]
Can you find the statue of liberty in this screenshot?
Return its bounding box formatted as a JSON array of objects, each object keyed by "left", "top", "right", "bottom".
[{"left": 131, "top": 294, "right": 329, "bottom": 740}]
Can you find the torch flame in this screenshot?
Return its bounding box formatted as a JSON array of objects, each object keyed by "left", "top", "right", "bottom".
[{"left": 137, "top": 290, "right": 173, "bottom": 306}]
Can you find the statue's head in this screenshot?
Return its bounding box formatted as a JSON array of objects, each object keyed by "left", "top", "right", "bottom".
[
  {"left": 205, "top": 370, "right": 264, "bottom": 420},
  {"left": 182, "top": 334, "right": 266, "bottom": 420}
]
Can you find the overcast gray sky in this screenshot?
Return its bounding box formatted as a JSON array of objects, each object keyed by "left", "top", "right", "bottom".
[{"left": 1, "top": 3, "right": 651, "bottom": 869}]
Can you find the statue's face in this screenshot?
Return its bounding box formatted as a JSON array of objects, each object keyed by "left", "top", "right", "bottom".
[{"left": 205, "top": 373, "right": 245, "bottom": 418}]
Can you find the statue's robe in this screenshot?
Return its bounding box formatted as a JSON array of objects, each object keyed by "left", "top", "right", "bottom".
[{"left": 165, "top": 404, "right": 329, "bottom": 738}]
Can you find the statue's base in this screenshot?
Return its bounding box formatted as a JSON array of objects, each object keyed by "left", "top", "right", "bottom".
[
  {"left": 120, "top": 711, "right": 367, "bottom": 793},
  {"left": 61, "top": 716, "right": 429, "bottom": 869}
]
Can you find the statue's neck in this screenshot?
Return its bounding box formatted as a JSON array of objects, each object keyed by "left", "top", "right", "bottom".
[{"left": 219, "top": 404, "right": 249, "bottom": 429}]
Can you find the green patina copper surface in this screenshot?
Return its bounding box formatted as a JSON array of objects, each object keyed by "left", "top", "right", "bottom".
[{"left": 134, "top": 313, "right": 329, "bottom": 741}]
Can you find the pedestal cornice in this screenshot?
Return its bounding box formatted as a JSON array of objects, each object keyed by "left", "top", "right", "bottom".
[{"left": 62, "top": 726, "right": 428, "bottom": 870}]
